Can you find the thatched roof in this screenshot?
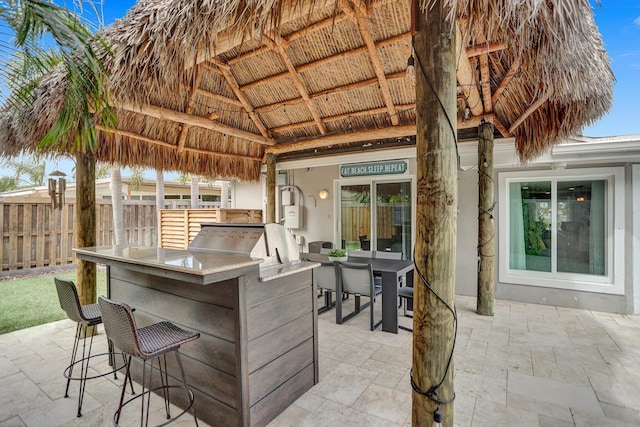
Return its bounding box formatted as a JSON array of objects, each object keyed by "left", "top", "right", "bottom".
[{"left": 0, "top": 0, "right": 613, "bottom": 181}]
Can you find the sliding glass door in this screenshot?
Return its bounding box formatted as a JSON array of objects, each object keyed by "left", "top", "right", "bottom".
[{"left": 338, "top": 179, "right": 413, "bottom": 259}]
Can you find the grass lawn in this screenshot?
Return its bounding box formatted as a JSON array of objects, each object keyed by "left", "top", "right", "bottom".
[{"left": 0, "top": 270, "right": 107, "bottom": 334}]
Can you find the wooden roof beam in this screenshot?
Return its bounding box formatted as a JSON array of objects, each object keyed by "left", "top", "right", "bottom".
[
  {"left": 196, "top": 88, "right": 244, "bottom": 108},
  {"left": 466, "top": 41, "right": 507, "bottom": 57},
  {"left": 270, "top": 103, "right": 415, "bottom": 133},
  {"left": 256, "top": 71, "right": 406, "bottom": 113},
  {"left": 117, "top": 101, "right": 274, "bottom": 146},
  {"left": 455, "top": 21, "right": 483, "bottom": 116},
  {"left": 266, "top": 124, "right": 416, "bottom": 156},
  {"left": 177, "top": 66, "right": 205, "bottom": 152},
  {"left": 240, "top": 32, "right": 410, "bottom": 92},
  {"left": 342, "top": 0, "right": 399, "bottom": 125},
  {"left": 457, "top": 113, "right": 510, "bottom": 137},
  {"left": 207, "top": 61, "right": 271, "bottom": 138},
  {"left": 476, "top": 34, "right": 493, "bottom": 113},
  {"left": 271, "top": 34, "right": 327, "bottom": 134},
  {"left": 508, "top": 90, "right": 551, "bottom": 134},
  {"left": 96, "top": 125, "right": 261, "bottom": 162},
  {"left": 491, "top": 58, "right": 520, "bottom": 107}
]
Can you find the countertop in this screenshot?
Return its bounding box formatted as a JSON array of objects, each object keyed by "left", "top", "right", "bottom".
[{"left": 74, "top": 246, "right": 318, "bottom": 283}]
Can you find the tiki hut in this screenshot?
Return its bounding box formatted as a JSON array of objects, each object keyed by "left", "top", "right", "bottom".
[
  {"left": 0, "top": 0, "right": 612, "bottom": 180},
  {"left": 0, "top": 1, "right": 614, "bottom": 426}
]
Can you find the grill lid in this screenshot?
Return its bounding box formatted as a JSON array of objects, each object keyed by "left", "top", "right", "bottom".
[{"left": 188, "top": 223, "right": 300, "bottom": 268}]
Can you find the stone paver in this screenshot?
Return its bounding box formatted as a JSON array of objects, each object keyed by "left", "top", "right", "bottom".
[{"left": 0, "top": 295, "right": 638, "bottom": 426}]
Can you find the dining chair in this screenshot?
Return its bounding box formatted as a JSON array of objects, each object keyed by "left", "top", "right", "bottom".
[
  {"left": 349, "top": 250, "right": 374, "bottom": 258},
  {"left": 337, "top": 262, "right": 382, "bottom": 331},
  {"left": 316, "top": 261, "right": 338, "bottom": 314},
  {"left": 398, "top": 286, "right": 413, "bottom": 332},
  {"left": 374, "top": 251, "right": 402, "bottom": 260}
]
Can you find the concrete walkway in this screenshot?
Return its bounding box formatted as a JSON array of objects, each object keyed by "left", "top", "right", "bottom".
[{"left": 1, "top": 296, "right": 639, "bottom": 426}]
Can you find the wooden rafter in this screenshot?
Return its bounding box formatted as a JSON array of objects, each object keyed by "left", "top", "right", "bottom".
[
  {"left": 207, "top": 61, "right": 271, "bottom": 138},
  {"left": 270, "top": 103, "right": 415, "bottom": 133},
  {"left": 196, "top": 88, "right": 244, "bottom": 108},
  {"left": 476, "top": 34, "right": 493, "bottom": 114},
  {"left": 256, "top": 71, "right": 406, "bottom": 113},
  {"left": 455, "top": 21, "right": 483, "bottom": 116},
  {"left": 227, "top": 13, "right": 351, "bottom": 66},
  {"left": 271, "top": 34, "right": 327, "bottom": 134},
  {"left": 117, "top": 101, "right": 273, "bottom": 145},
  {"left": 341, "top": 0, "right": 399, "bottom": 125},
  {"left": 95, "top": 125, "right": 261, "bottom": 162},
  {"left": 240, "top": 32, "right": 410, "bottom": 92},
  {"left": 266, "top": 124, "right": 416, "bottom": 155},
  {"left": 508, "top": 90, "right": 551, "bottom": 134},
  {"left": 491, "top": 58, "right": 520, "bottom": 107},
  {"left": 176, "top": 66, "right": 204, "bottom": 152},
  {"left": 466, "top": 41, "right": 506, "bottom": 57}
]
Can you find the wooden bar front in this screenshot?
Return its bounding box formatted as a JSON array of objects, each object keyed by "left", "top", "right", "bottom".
[{"left": 75, "top": 246, "right": 319, "bottom": 427}]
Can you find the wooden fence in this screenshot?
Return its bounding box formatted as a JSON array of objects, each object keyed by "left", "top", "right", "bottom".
[
  {"left": 159, "top": 208, "right": 263, "bottom": 249},
  {"left": 0, "top": 197, "right": 156, "bottom": 271}
]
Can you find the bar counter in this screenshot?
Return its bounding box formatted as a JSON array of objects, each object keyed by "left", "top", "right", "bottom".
[{"left": 75, "top": 245, "right": 319, "bottom": 427}]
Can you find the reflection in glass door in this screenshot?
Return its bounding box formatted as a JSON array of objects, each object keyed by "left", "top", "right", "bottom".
[
  {"left": 340, "top": 184, "right": 371, "bottom": 251},
  {"left": 375, "top": 182, "right": 412, "bottom": 259},
  {"left": 338, "top": 180, "right": 412, "bottom": 259}
]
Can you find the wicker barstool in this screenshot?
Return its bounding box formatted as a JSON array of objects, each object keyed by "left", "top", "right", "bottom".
[
  {"left": 98, "top": 296, "right": 200, "bottom": 427},
  {"left": 54, "top": 277, "right": 131, "bottom": 417}
]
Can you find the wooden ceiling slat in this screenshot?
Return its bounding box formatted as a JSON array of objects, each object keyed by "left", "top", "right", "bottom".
[
  {"left": 241, "top": 32, "right": 410, "bottom": 92},
  {"left": 96, "top": 125, "right": 262, "bottom": 161},
  {"left": 117, "top": 101, "right": 274, "bottom": 146},
  {"left": 270, "top": 103, "right": 415, "bottom": 133},
  {"left": 209, "top": 61, "right": 271, "bottom": 138},
  {"left": 343, "top": 0, "right": 399, "bottom": 125},
  {"left": 272, "top": 34, "right": 327, "bottom": 134},
  {"left": 256, "top": 71, "right": 406, "bottom": 113}
]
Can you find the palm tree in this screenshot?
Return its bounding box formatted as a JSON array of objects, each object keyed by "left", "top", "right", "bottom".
[{"left": 1, "top": 0, "right": 113, "bottom": 306}]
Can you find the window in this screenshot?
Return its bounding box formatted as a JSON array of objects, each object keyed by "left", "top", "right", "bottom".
[{"left": 499, "top": 168, "right": 624, "bottom": 295}]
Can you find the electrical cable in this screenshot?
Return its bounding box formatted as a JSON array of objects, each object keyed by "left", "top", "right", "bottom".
[{"left": 409, "top": 250, "right": 457, "bottom": 405}]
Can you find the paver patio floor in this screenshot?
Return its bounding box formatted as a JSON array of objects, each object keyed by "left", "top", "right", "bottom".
[{"left": 1, "top": 295, "right": 639, "bottom": 426}]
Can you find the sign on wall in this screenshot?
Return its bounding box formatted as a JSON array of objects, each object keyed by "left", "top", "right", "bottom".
[{"left": 340, "top": 160, "right": 408, "bottom": 177}]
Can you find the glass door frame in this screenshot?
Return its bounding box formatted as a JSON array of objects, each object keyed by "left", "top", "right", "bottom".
[{"left": 333, "top": 175, "right": 416, "bottom": 259}]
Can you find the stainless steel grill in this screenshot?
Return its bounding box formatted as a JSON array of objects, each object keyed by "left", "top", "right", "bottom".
[{"left": 188, "top": 223, "right": 300, "bottom": 269}]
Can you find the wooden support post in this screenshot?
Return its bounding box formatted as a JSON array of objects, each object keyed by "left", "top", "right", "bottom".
[
  {"left": 413, "top": 1, "right": 457, "bottom": 426},
  {"left": 75, "top": 151, "right": 97, "bottom": 306},
  {"left": 266, "top": 153, "right": 276, "bottom": 224},
  {"left": 477, "top": 122, "right": 495, "bottom": 316}
]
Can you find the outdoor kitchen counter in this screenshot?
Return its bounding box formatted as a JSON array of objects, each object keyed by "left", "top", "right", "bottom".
[
  {"left": 74, "top": 245, "right": 320, "bottom": 427},
  {"left": 73, "top": 245, "right": 319, "bottom": 284}
]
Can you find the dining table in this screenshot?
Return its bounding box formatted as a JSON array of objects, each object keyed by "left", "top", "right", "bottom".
[{"left": 301, "top": 253, "right": 414, "bottom": 333}]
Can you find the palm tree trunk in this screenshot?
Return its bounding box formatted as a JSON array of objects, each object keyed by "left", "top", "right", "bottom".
[
  {"left": 75, "top": 151, "right": 96, "bottom": 306},
  {"left": 191, "top": 176, "right": 199, "bottom": 208},
  {"left": 156, "top": 170, "right": 165, "bottom": 246},
  {"left": 111, "top": 166, "right": 124, "bottom": 245}
]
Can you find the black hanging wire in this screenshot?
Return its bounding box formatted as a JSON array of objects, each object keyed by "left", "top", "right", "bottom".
[
  {"left": 408, "top": 35, "right": 458, "bottom": 407},
  {"left": 409, "top": 250, "right": 457, "bottom": 405}
]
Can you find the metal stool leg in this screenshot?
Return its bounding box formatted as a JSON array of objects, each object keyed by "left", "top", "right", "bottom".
[
  {"left": 175, "top": 351, "right": 199, "bottom": 427},
  {"left": 64, "top": 323, "right": 81, "bottom": 399}
]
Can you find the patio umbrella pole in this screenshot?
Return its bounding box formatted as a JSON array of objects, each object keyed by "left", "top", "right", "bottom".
[{"left": 412, "top": 1, "right": 457, "bottom": 426}]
